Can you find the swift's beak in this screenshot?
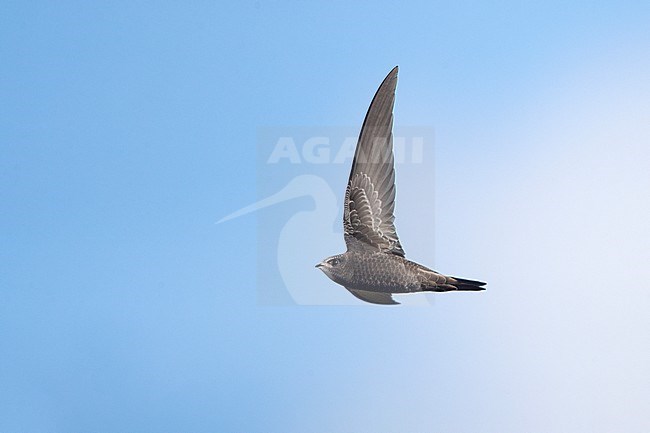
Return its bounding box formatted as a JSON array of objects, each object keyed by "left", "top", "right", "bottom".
[{"left": 315, "top": 263, "right": 324, "bottom": 269}]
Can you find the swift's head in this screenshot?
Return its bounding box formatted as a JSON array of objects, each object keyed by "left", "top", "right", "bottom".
[{"left": 315, "top": 253, "right": 350, "bottom": 283}]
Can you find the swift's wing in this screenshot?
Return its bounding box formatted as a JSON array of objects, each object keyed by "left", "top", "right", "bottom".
[
  {"left": 343, "top": 66, "right": 405, "bottom": 257},
  {"left": 347, "top": 288, "right": 399, "bottom": 305}
]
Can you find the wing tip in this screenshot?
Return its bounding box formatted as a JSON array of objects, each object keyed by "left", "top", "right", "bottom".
[{"left": 384, "top": 65, "right": 399, "bottom": 85}]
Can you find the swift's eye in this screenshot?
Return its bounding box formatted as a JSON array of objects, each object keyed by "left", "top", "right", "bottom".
[{"left": 328, "top": 258, "right": 340, "bottom": 266}]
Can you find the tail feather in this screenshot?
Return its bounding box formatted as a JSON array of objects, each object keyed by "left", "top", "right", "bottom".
[
  {"left": 422, "top": 276, "right": 486, "bottom": 292},
  {"left": 453, "top": 277, "right": 486, "bottom": 290}
]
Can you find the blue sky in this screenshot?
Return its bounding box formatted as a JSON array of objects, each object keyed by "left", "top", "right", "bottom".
[{"left": 1, "top": 1, "right": 649, "bottom": 432}]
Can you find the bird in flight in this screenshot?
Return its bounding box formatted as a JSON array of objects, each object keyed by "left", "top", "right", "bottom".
[{"left": 316, "top": 66, "right": 486, "bottom": 305}]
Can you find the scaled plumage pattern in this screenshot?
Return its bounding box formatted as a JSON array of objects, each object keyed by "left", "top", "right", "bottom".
[{"left": 316, "top": 67, "right": 486, "bottom": 304}]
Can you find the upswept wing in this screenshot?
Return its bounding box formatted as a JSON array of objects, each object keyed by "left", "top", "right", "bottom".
[{"left": 343, "top": 66, "right": 404, "bottom": 257}]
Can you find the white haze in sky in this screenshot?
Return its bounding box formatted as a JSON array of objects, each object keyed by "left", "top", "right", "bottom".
[{"left": 315, "top": 54, "right": 650, "bottom": 433}]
